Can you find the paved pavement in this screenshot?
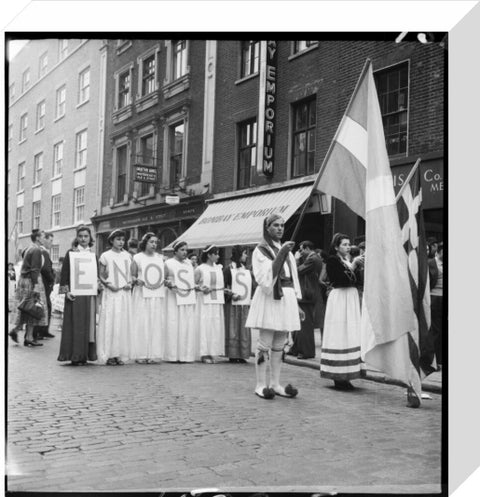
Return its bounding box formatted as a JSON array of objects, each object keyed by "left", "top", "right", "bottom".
[{"left": 6, "top": 325, "right": 442, "bottom": 494}]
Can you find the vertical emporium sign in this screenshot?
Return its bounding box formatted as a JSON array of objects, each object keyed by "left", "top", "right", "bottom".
[{"left": 256, "top": 40, "right": 277, "bottom": 177}]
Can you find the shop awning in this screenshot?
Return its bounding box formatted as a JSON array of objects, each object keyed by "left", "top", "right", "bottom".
[{"left": 168, "top": 185, "right": 313, "bottom": 249}]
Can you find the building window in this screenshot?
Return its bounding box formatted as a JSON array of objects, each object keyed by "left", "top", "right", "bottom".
[
  {"left": 292, "top": 41, "right": 317, "bottom": 54},
  {"left": 53, "top": 141, "right": 64, "bottom": 176},
  {"left": 16, "top": 207, "right": 23, "bottom": 234},
  {"left": 55, "top": 85, "right": 66, "bottom": 119},
  {"left": 78, "top": 67, "right": 90, "bottom": 104},
  {"left": 36, "top": 100, "right": 46, "bottom": 131},
  {"left": 17, "top": 162, "right": 25, "bottom": 191},
  {"left": 58, "top": 39, "right": 69, "bottom": 60},
  {"left": 241, "top": 41, "right": 260, "bottom": 78},
  {"left": 116, "top": 145, "right": 128, "bottom": 202},
  {"left": 51, "top": 194, "right": 61, "bottom": 227},
  {"left": 51, "top": 244, "right": 60, "bottom": 263},
  {"left": 118, "top": 70, "right": 131, "bottom": 109},
  {"left": 74, "top": 186, "right": 85, "bottom": 223},
  {"left": 136, "top": 133, "right": 155, "bottom": 196},
  {"left": 172, "top": 40, "right": 188, "bottom": 80},
  {"left": 375, "top": 62, "right": 409, "bottom": 156},
  {"left": 292, "top": 97, "right": 316, "bottom": 177},
  {"left": 75, "top": 130, "right": 88, "bottom": 169},
  {"left": 169, "top": 122, "right": 184, "bottom": 186},
  {"left": 33, "top": 152, "right": 43, "bottom": 184},
  {"left": 237, "top": 119, "right": 257, "bottom": 189},
  {"left": 142, "top": 54, "right": 156, "bottom": 95},
  {"left": 8, "top": 124, "right": 13, "bottom": 151},
  {"left": 32, "top": 201, "right": 41, "bottom": 230},
  {"left": 9, "top": 83, "right": 15, "bottom": 104},
  {"left": 39, "top": 51, "right": 48, "bottom": 77},
  {"left": 22, "top": 68, "right": 31, "bottom": 93},
  {"left": 19, "top": 113, "right": 28, "bottom": 142}
]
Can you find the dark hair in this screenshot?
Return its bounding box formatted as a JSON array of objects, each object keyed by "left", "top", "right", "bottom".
[
  {"left": 320, "top": 249, "right": 329, "bottom": 261},
  {"left": 358, "top": 242, "right": 366, "bottom": 250},
  {"left": 188, "top": 252, "right": 198, "bottom": 260},
  {"left": 139, "top": 233, "right": 156, "bottom": 252},
  {"left": 8, "top": 262, "right": 14, "bottom": 268},
  {"left": 300, "top": 240, "right": 314, "bottom": 251},
  {"left": 107, "top": 229, "right": 126, "bottom": 245},
  {"left": 30, "top": 229, "right": 43, "bottom": 242},
  {"left": 44, "top": 231, "right": 54, "bottom": 240},
  {"left": 437, "top": 241, "right": 443, "bottom": 252},
  {"left": 128, "top": 238, "right": 139, "bottom": 249},
  {"left": 76, "top": 225, "right": 94, "bottom": 247},
  {"left": 201, "top": 245, "right": 219, "bottom": 263},
  {"left": 329, "top": 233, "right": 350, "bottom": 256},
  {"left": 350, "top": 245, "right": 360, "bottom": 258},
  {"left": 172, "top": 240, "right": 187, "bottom": 253},
  {"left": 231, "top": 245, "right": 246, "bottom": 267}
]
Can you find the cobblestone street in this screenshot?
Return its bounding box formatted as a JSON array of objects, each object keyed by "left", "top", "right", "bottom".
[{"left": 7, "top": 330, "right": 442, "bottom": 494}]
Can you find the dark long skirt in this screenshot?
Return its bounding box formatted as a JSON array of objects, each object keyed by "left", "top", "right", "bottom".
[
  {"left": 57, "top": 295, "right": 97, "bottom": 362},
  {"left": 290, "top": 302, "right": 316, "bottom": 358},
  {"left": 224, "top": 302, "right": 251, "bottom": 360}
]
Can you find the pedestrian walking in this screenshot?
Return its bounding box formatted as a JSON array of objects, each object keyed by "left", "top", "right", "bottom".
[
  {"left": 97, "top": 229, "right": 134, "bottom": 365},
  {"left": 8, "top": 262, "right": 16, "bottom": 314},
  {"left": 428, "top": 241, "right": 443, "bottom": 370},
  {"left": 131, "top": 233, "right": 166, "bottom": 364},
  {"left": 223, "top": 245, "right": 252, "bottom": 363},
  {"left": 9, "top": 229, "right": 48, "bottom": 346},
  {"left": 194, "top": 245, "right": 226, "bottom": 364},
  {"left": 57, "top": 226, "right": 98, "bottom": 366},
  {"left": 245, "top": 213, "right": 304, "bottom": 399},
  {"left": 320, "top": 233, "right": 364, "bottom": 390},
  {"left": 163, "top": 241, "right": 196, "bottom": 363}
]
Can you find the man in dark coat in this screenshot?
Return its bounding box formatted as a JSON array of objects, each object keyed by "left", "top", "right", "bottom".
[
  {"left": 428, "top": 241, "right": 443, "bottom": 369},
  {"left": 33, "top": 232, "right": 56, "bottom": 339},
  {"left": 290, "top": 240, "right": 324, "bottom": 359}
]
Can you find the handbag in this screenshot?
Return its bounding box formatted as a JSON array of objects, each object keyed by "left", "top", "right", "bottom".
[{"left": 18, "top": 292, "right": 45, "bottom": 320}]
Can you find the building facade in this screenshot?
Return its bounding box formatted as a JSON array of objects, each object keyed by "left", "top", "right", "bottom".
[
  {"left": 7, "top": 38, "right": 106, "bottom": 265},
  {"left": 91, "top": 39, "right": 216, "bottom": 253}
]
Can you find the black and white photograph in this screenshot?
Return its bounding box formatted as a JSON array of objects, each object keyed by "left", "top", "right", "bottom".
[{"left": 3, "top": 2, "right": 477, "bottom": 496}]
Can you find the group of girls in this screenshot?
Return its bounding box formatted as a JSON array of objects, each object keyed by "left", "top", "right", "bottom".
[{"left": 57, "top": 226, "right": 253, "bottom": 367}]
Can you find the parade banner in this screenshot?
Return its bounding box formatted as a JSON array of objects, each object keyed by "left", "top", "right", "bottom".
[
  {"left": 69, "top": 252, "right": 98, "bottom": 296},
  {"left": 173, "top": 265, "right": 196, "bottom": 305},
  {"left": 141, "top": 258, "right": 166, "bottom": 298},
  {"left": 231, "top": 268, "right": 252, "bottom": 305},
  {"left": 203, "top": 266, "right": 225, "bottom": 304}
]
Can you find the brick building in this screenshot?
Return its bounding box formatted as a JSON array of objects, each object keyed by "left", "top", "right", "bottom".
[
  {"left": 7, "top": 38, "right": 105, "bottom": 266},
  {"left": 91, "top": 39, "right": 216, "bottom": 253},
  {"left": 177, "top": 38, "right": 445, "bottom": 253}
]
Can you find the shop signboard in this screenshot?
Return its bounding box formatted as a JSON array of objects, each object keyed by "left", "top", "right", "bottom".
[{"left": 134, "top": 165, "right": 157, "bottom": 183}]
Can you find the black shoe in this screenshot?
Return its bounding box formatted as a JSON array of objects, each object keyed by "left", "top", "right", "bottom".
[
  {"left": 8, "top": 330, "right": 19, "bottom": 343},
  {"left": 24, "top": 340, "right": 43, "bottom": 347},
  {"left": 43, "top": 333, "right": 55, "bottom": 338}
]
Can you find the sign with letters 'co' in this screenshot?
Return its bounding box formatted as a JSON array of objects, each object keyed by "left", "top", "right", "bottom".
[
  {"left": 69, "top": 252, "right": 98, "bottom": 296},
  {"left": 172, "top": 264, "right": 196, "bottom": 306},
  {"left": 142, "top": 259, "right": 166, "bottom": 299},
  {"left": 231, "top": 268, "right": 252, "bottom": 305}
]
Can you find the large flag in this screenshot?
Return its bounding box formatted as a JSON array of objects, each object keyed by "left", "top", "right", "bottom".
[
  {"left": 313, "top": 60, "right": 420, "bottom": 400},
  {"left": 397, "top": 165, "right": 436, "bottom": 378}
]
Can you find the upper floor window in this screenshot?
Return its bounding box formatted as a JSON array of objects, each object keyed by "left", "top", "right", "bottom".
[
  {"left": 292, "top": 97, "right": 316, "bottom": 177},
  {"left": 116, "top": 145, "right": 128, "bottom": 202},
  {"left": 32, "top": 201, "right": 41, "bottom": 230},
  {"left": 17, "top": 162, "right": 25, "bottom": 191},
  {"left": 237, "top": 119, "right": 257, "bottom": 189},
  {"left": 292, "top": 41, "right": 317, "bottom": 54},
  {"left": 58, "top": 39, "right": 69, "bottom": 61},
  {"left": 137, "top": 133, "right": 155, "bottom": 196},
  {"left": 55, "top": 85, "right": 66, "bottom": 119},
  {"left": 53, "top": 141, "right": 64, "bottom": 176},
  {"left": 9, "top": 83, "right": 15, "bottom": 104},
  {"left": 16, "top": 207, "right": 24, "bottom": 234},
  {"left": 374, "top": 62, "right": 409, "bottom": 156},
  {"left": 78, "top": 67, "right": 90, "bottom": 104},
  {"left": 22, "top": 68, "right": 31, "bottom": 93},
  {"left": 8, "top": 124, "right": 13, "bottom": 151},
  {"left": 118, "top": 70, "right": 131, "bottom": 109},
  {"left": 74, "top": 186, "right": 85, "bottom": 223},
  {"left": 51, "top": 194, "right": 61, "bottom": 227},
  {"left": 19, "top": 113, "right": 28, "bottom": 142},
  {"left": 51, "top": 244, "right": 60, "bottom": 263},
  {"left": 33, "top": 152, "right": 43, "bottom": 184},
  {"left": 172, "top": 40, "right": 188, "bottom": 80},
  {"left": 169, "top": 122, "right": 184, "bottom": 186},
  {"left": 142, "top": 54, "right": 156, "bottom": 95},
  {"left": 36, "top": 100, "right": 46, "bottom": 131},
  {"left": 75, "top": 130, "right": 88, "bottom": 169},
  {"left": 39, "top": 51, "right": 48, "bottom": 77},
  {"left": 241, "top": 41, "right": 260, "bottom": 78}
]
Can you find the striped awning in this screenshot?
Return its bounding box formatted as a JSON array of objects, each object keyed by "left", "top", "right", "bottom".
[{"left": 168, "top": 185, "right": 312, "bottom": 249}]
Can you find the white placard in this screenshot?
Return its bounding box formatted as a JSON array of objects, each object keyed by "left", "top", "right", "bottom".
[
  {"left": 142, "top": 259, "right": 166, "bottom": 299},
  {"left": 203, "top": 265, "right": 225, "bottom": 304},
  {"left": 231, "top": 268, "right": 252, "bottom": 305},
  {"left": 173, "top": 264, "right": 196, "bottom": 305},
  {"left": 69, "top": 252, "right": 98, "bottom": 296}
]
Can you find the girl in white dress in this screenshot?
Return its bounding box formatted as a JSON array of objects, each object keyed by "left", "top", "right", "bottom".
[
  {"left": 131, "top": 233, "right": 166, "bottom": 364},
  {"left": 163, "top": 241, "right": 196, "bottom": 363},
  {"left": 97, "top": 229, "right": 133, "bottom": 365},
  {"left": 194, "top": 246, "right": 226, "bottom": 364}
]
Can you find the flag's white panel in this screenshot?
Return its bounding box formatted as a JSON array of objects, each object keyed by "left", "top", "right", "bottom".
[
  {"left": 169, "top": 186, "right": 312, "bottom": 249},
  {"left": 336, "top": 116, "right": 368, "bottom": 167},
  {"left": 365, "top": 175, "right": 396, "bottom": 211}
]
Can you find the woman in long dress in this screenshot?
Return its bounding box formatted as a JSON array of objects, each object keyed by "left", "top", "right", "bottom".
[
  {"left": 97, "top": 229, "right": 134, "bottom": 365},
  {"left": 57, "top": 225, "right": 98, "bottom": 365},
  {"left": 163, "top": 241, "right": 196, "bottom": 363},
  {"left": 319, "top": 233, "right": 364, "bottom": 390},
  {"left": 131, "top": 233, "right": 166, "bottom": 364},
  {"left": 223, "top": 245, "right": 252, "bottom": 363},
  {"left": 194, "top": 245, "right": 225, "bottom": 364}
]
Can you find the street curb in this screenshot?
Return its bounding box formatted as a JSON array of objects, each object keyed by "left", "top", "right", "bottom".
[{"left": 284, "top": 357, "right": 442, "bottom": 394}]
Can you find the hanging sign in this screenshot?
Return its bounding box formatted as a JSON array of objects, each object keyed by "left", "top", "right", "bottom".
[
  {"left": 69, "top": 252, "right": 98, "bottom": 296},
  {"left": 231, "top": 268, "right": 252, "bottom": 305}
]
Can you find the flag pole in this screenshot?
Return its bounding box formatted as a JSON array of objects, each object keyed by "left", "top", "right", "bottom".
[
  {"left": 394, "top": 158, "right": 422, "bottom": 203},
  {"left": 290, "top": 58, "right": 372, "bottom": 241}
]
